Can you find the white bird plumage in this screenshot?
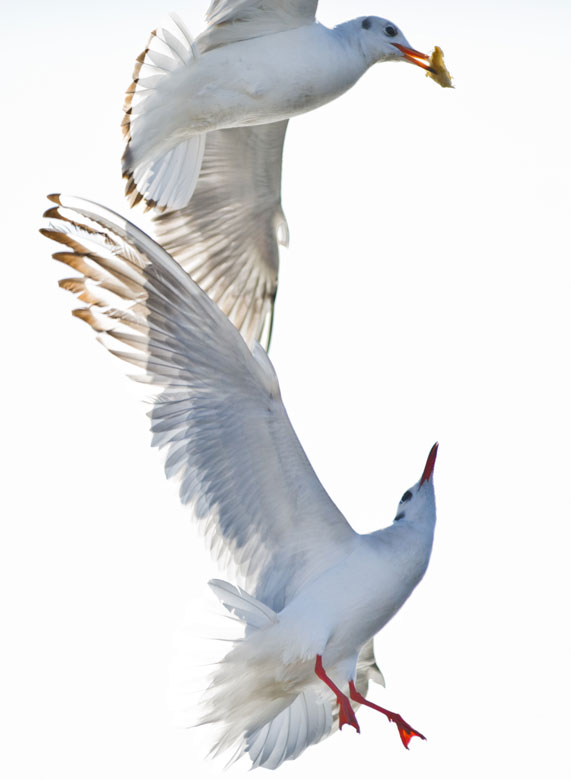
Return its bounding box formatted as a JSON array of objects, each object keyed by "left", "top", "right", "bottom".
[
  {"left": 43, "top": 194, "right": 438, "bottom": 769},
  {"left": 122, "top": 1, "right": 435, "bottom": 346}
]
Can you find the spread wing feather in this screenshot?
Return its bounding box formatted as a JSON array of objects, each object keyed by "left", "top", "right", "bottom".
[{"left": 43, "top": 195, "right": 354, "bottom": 609}]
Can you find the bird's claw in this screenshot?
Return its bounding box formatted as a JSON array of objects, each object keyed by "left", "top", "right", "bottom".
[
  {"left": 347, "top": 680, "right": 425, "bottom": 749},
  {"left": 338, "top": 695, "right": 360, "bottom": 733},
  {"left": 388, "top": 714, "right": 426, "bottom": 749}
]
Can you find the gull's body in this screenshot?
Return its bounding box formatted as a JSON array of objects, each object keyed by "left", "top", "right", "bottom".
[
  {"left": 43, "top": 194, "right": 438, "bottom": 769},
  {"left": 123, "top": 0, "right": 435, "bottom": 346},
  {"left": 128, "top": 23, "right": 370, "bottom": 160},
  {"left": 243, "top": 520, "right": 434, "bottom": 676}
]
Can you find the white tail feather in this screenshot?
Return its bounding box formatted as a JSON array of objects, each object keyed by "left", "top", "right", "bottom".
[
  {"left": 201, "top": 579, "right": 334, "bottom": 769},
  {"left": 209, "top": 579, "right": 278, "bottom": 631},
  {"left": 247, "top": 688, "right": 333, "bottom": 769}
]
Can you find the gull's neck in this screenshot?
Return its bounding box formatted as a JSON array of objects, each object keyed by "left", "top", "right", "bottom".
[
  {"left": 331, "top": 19, "right": 373, "bottom": 69},
  {"left": 369, "top": 510, "right": 436, "bottom": 586}
]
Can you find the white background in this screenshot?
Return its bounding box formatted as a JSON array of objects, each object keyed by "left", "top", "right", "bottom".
[{"left": 2, "top": 0, "right": 570, "bottom": 777}]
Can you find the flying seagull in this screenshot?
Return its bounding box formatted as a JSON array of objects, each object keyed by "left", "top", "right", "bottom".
[
  {"left": 42, "top": 194, "right": 438, "bottom": 769},
  {"left": 122, "top": 1, "right": 438, "bottom": 346}
]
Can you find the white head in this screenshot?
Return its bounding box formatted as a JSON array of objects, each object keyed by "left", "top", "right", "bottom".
[
  {"left": 349, "top": 16, "right": 434, "bottom": 71},
  {"left": 392, "top": 443, "right": 438, "bottom": 528}
]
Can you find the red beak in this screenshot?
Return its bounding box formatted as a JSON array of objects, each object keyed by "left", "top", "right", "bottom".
[
  {"left": 392, "top": 43, "right": 436, "bottom": 73},
  {"left": 420, "top": 442, "right": 439, "bottom": 485}
]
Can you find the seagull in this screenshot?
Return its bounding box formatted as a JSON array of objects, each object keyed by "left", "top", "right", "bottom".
[
  {"left": 42, "top": 194, "right": 439, "bottom": 770},
  {"left": 122, "top": 0, "right": 437, "bottom": 346}
]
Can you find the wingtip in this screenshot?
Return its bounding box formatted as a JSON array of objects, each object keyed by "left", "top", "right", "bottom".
[
  {"left": 72, "top": 307, "right": 105, "bottom": 331},
  {"left": 122, "top": 171, "right": 163, "bottom": 213},
  {"left": 144, "top": 197, "right": 159, "bottom": 213},
  {"left": 60, "top": 278, "right": 102, "bottom": 307},
  {"left": 124, "top": 177, "right": 137, "bottom": 197},
  {"left": 122, "top": 171, "right": 142, "bottom": 209}
]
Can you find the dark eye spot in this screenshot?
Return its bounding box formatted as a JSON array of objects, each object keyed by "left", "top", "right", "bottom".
[
  {"left": 400, "top": 490, "right": 412, "bottom": 503},
  {"left": 385, "top": 24, "right": 397, "bottom": 37},
  {"left": 361, "top": 17, "right": 372, "bottom": 30},
  {"left": 394, "top": 512, "right": 405, "bottom": 522}
]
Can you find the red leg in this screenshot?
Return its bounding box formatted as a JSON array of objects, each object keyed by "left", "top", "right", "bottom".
[
  {"left": 349, "top": 681, "right": 426, "bottom": 749},
  {"left": 314, "top": 655, "right": 360, "bottom": 732}
]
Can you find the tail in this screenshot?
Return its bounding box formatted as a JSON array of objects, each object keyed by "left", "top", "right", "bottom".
[
  {"left": 203, "top": 580, "right": 334, "bottom": 769},
  {"left": 245, "top": 688, "right": 333, "bottom": 769},
  {"left": 122, "top": 15, "right": 205, "bottom": 211}
]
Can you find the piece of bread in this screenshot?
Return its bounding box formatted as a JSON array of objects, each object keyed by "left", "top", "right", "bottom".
[{"left": 428, "top": 46, "right": 453, "bottom": 88}]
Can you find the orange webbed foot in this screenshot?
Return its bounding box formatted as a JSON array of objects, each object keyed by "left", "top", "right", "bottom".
[
  {"left": 388, "top": 713, "right": 425, "bottom": 749},
  {"left": 338, "top": 693, "right": 360, "bottom": 733},
  {"left": 348, "top": 681, "right": 425, "bottom": 749}
]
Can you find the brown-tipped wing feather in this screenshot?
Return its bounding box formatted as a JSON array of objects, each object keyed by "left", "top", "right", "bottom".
[
  {"left": 121, "top": 16, "right": 205, "bottom": 214},
  {"left": 43, "top": 194, "right": 354, "bottom": 610}
]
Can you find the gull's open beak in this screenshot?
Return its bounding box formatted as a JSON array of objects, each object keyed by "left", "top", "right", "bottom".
[
  {"left": 420, "top": 442, "right": 439, "bottom": 485},
  {"left": 393, "top": 43, "right": 436, "bottom": 73}
]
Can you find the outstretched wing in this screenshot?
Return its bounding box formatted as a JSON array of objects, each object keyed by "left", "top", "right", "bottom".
[
  {"left": 42, "top": 195, "right": 354, "bottom": 610},
  {"left": 153, "top": 122, "right": 288, "bottom": 349}
]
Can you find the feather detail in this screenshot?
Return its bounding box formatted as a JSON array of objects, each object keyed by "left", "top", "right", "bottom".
[
  {"left": 202, "top": 578, "right": 332, "bottom": 769},
  {"left": 42, "top": 194, "right": 353, "bottom": 608},
  {"left": 122, "top": 16, "right": 205, "bottom": 210}
]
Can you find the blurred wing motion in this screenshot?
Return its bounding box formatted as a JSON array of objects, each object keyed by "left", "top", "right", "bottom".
[
  {"left": 201, "top": 0, "right": 318, "bottom": 48},
  {"left": 42, "top": 194, "right": 353, "bottom": 611},
  {"left": 153, "top": 123, "right": 289, "bottom": 349}
]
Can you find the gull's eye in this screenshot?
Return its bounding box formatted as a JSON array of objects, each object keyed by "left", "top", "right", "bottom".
[
  {"left": 384, "top": 24, "right": 398, "bottom": 37},
  {"left": 400, "top": 490, "right": 412, "bottom": 503},
  {"left": 361, "top": 17, "right": 372, "bottom": 30}
]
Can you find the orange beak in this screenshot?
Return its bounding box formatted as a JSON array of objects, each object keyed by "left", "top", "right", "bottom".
[{"left": 393, "top": 43, "right": 436, "bottom": 73}]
